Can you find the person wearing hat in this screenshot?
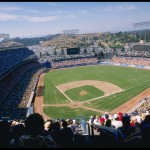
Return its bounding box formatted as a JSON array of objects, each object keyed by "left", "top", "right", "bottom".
[
  {"left": 99, "top": 117, "right": 105, "bottom": 126},
  {"left": 118, "top": 112, "right": 123, "bottom": 121},
  {"left": 118, "top": 114, "right": 135, "bottom": 139},
  {"left": 134, "top": 112, "right": 142, "bottom": 124},
  {"left": 111, "top": 114, "right": 123, "bottom": 129}
]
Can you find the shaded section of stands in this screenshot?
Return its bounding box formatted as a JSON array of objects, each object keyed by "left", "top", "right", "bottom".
[
  {"left": 0, "top": 47, "right": 37, "bottom": 78},
  {"left": 0, "top": 61, "right": 40, "bottom": 105}
]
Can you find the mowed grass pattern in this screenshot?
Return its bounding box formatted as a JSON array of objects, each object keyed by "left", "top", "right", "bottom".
[
  {"left": 44, "top": 75, "right": 68, "bottom": 104},
  {"left": 44, "top": 106, "right": 100, "bottom": 120},
  {"left": 65, "top": 85, "right": 104, "bottom": 101},
  {"left": 44, "top": 65, "right": 150, "bottom": 118},
  {"left": 84, "top": 82, "right": 150, "bottom": 111}
]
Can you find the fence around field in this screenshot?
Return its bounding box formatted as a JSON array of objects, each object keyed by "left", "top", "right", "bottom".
[
  {"left": 74, "top": 121, "right": 124, "bottom": 146},
  {"left": 26, "top": 68, "right": 49, "bottom": 117}
]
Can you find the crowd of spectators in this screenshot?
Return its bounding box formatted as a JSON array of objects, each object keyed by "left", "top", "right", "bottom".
[
  {"left": 117, "top": 50, "right": 150, "bottom": 58},
  {"left": 0, "top": 108, "right": 150, "bottom": 148},
  {"left": 50, "top": 53, "right": 95, "bottom": 61},
  {"left": 88, "top": 108, "right": 150, "bottom": 130},
  {"left": 0, "top": 113, "right": 78, "bottom": 148},
  {"left": 87, "top": 101, "right": 150, "bottom": 147},
  {"left": 111, "top": 56, "right": 150, "bottom": 66},
  {"left": 51, "top": 57, "right": 98, "bottom": 69},
  {"left": 136, "top": 97, "right": 150, "bottom": 113},
  {"left": 0, "top": 46, "right": 46, "bottom": 119},
  {"left": 0, "top": 47, "right": 37, "bottom": 77},
  {"left": 28, "top": 45, "right": 103, "bottom": 58},
  {"left": 0, "top": 66, "right": 45, "bottom": 120},
  {"left": 28, "top": 45, "right": 53, "bottom": 56},
  {"left": 0, "top": 61, "right": 40, "bottom": 105}
]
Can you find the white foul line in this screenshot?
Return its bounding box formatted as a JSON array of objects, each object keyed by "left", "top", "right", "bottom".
[{"left": 55, "top": 85, "right": 73, "bottom": 103}]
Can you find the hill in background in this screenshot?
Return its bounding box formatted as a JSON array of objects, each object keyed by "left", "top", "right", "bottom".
[{"left": 42, "top": 33, "right": 102, "bottom": 49}]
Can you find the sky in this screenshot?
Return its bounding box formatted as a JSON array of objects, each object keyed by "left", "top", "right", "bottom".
[{"left": 0, "top": 2, "right": 150, "bottom": 38}]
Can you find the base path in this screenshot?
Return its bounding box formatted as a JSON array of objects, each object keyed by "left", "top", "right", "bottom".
[
  {"left": 43, "top": 101, "right": 105, "bottom": 114},
  {"left": 57, "top": 80, "right": 122, "bottom": 96}
]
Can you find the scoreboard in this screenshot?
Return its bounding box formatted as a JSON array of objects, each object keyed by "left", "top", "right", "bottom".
[{"left": 67, "top": 47, "right": 80, "bottom": 55}]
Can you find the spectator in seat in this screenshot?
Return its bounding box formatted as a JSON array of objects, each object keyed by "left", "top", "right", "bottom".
[
  {"left": 118, "top": 114, "right": 135, "bottom": 139},
  {"left": 60, "top": 120, "right": 74, "bottom": 148},
  {"left": 16, "top": 113, "right": 56, "bottom": 148},
  {"left": 48, "top": 122, "right": 62, "bottom": 147},
  {"left": 140, "top": 115, "right": 150, "bottom": 147},
  {"left": 111, "top": 114, "right": 123, "bottom": 129},
  {"left": 10, "top": 124, "right": 25, "bottom": 148},
  {"left": 0, "top": 120, "right": 11, "bottom": 148}
]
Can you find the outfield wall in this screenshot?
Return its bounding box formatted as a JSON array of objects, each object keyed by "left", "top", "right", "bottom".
[
  {"left": 101, "top": 62, "right": 150, "bottom": 70},
  {"left": 51, "top": 61, "right": 150, "bottom": 70}
]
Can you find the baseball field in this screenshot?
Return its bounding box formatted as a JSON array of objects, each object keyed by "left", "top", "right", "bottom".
[{"left": 40, "top": 65, "right": 150, "bottom": 120}]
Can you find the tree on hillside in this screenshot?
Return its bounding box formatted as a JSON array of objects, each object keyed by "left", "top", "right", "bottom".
[
  {"left": 98, "top": 42, "right": 105, "bottom": 48},
  {"left": 91, "top": 41, "right": 94, "bottom": 45},
  {"left": 81, "top": 36, "right": 86, "bottom": 42},
  {"left": 53, "top": 50, "right": 57, "bottom": 55},
  {"left": 61, "top": 47, "right": 64, "bottom": 55},
  {"left": 121, "top": 47, "right": 125, "bottom": 52},
  {"left": 83, "top": 47, "right": 87, "bottom": 54},
  {"left": 93, "top": 36, "right": 98, "bottom": 41},
  {"left": 98, "top": 42, "right": 102, "bottom": 47},
  {"left": 113, "top": 48, "right": 116, "bottom": 53}
]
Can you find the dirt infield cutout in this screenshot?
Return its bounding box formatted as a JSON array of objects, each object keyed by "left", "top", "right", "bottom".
[{"left": 57, "top": 80, "right": 123, "bottom": 96}]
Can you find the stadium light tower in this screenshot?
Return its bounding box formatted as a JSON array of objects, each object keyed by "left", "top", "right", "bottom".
[
  {"left": 133, "top": 21, "right": 150, "bottom": 41},
  {"left": 0, "top": 34, "right": 10, "bottom": 42},
  {"left": 62, "top": 29, "right": 79, "bottom": 35}
]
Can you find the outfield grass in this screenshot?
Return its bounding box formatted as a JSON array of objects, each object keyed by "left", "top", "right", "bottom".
[
  {"left": 65, "top": 85, "right": 104, "bottom": 101},
  {"left": 44, "top": 75, "right": 68, "bottom": 104},
  {"left": 44, "top": 65, "right": 150, "bottom": 118},
  {"left": 83, "top": 83, "right": 150, "bottom": 111},
  {"left": 44, "top": 106, "right": 100, "bottom": 120}
]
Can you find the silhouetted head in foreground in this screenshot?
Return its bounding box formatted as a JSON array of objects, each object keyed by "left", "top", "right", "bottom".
[
  {"left": 25, "top": 113, "right": 44, "bottom": 136},
  {"left": 62, "top": 121, "right": 68, "bottom": 129}
]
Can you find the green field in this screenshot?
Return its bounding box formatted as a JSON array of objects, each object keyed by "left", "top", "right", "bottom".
[
  {"left": 44, "top": 106, "right": 100, "bottom": 120},
  {"left": 65, "top": 85, "right": 104, "bottom": 101},
  {"left": 44, "top": 65, "right": 150, "bottom": 119}
]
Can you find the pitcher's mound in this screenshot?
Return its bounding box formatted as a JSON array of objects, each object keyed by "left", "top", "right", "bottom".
[{"left": 80, "top": 90, "right": 88, "bottom": 96}]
